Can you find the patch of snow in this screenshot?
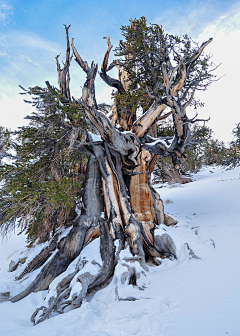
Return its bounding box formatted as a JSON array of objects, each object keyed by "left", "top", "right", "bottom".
[
  {"left": 136, "top": 106, "right": 143, "bottom": 119},
  {"left": 106, "top": 111, "right": 113, "bottom": 119},
  {"left": 147, "top": 138, "right": 169, "bottom": 148},
  {"left": 88, "top": 132, "right": 102, "bottom": 142}
]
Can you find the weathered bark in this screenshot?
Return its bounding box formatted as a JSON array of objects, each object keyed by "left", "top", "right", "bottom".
[
  {"left": 11, "top": 154, "right": 103, "bottom": 303},
  {"left": 56, "top": 24, "right": 72, "bottom": 103},
  {"left": 15, "top": 236, "right": 58, "bottom": 281},
  {"left": 129, "top": 148, "right": 161, "bottom": 243},
  {"left": 31, "top": 218, "right": 115, "bottom": 325}
]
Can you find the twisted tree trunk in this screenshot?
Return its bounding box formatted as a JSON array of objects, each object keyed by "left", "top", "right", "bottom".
[
  {"left": 8, "top": 130, "right": 175, "bottom": 324},
  {"left": 1, "top": 24, "right": 212, "bottom": 325}
]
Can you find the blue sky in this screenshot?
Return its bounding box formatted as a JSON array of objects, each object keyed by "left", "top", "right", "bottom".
[{"left": 0, "top": 0, "right": 240, "bottom": 141}]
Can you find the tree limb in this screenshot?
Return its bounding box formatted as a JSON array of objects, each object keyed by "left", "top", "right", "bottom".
[{"left": 99, "top": 36, "right": 125, "bottom": 94}]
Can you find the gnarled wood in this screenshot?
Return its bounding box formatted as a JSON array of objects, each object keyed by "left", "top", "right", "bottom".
[
  {"left": 4, "top": 24, "right": 214, "bottom": 325},
  {"left": 129, "top": 148, "right": 156, "bottom": 243},
  {"left": 11, "top": 154, "right": 103, "bottom": 302}
]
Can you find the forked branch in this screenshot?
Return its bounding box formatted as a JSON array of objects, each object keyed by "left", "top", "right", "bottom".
[
  {"left": 56, "top": 24, "right": 73, "bottom": 102},
  {"left": 99, "top": 36, "right": 125, "bottom": 94}
]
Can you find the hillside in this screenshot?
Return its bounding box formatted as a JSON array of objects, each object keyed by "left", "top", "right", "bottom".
[{"left": 0, "top": 166, "right": 239, "bottom": 336}]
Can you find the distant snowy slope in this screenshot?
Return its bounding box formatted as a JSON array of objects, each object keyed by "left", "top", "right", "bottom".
[{"left": 0, "top": 166, "right": 239, "bottom": 336}]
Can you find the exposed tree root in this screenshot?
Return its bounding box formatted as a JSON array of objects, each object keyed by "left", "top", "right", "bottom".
[
  {"left": 6, "top": 140, "right": 177, "bottom": 324},
  {"left": 31, "top": 218, "right": 115, "bottom": 325}
]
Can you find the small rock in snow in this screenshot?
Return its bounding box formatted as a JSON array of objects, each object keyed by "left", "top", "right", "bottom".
[{"left": 8, "top": 260, "right": 19, "bottom": 272}]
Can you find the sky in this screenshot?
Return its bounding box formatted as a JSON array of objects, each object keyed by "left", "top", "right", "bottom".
[{"left": 0, "top": 0, "right": 239, "bottom": 142}]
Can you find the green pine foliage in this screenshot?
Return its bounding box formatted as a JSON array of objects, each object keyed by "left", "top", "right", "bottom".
[
  {"left": 114, "top": 17, "right": 214, "bottom": 114},
  {"left": 156, "top": 121, "right": 240, "bottom": 178},
  {"left": 156, "top": 117, "right": 175, "bottom": 138},
  {"left": 182, "top": 123, "right": 240, "bottom": 172},
  {"left": 0, "top": 84, "right": 87, "bottom": 244},
  {"left": 0, "top": 126, "right": 12, "bottom": 160},
  {"left": 231, "top": 122, "right": 240, "bottom": 150}
]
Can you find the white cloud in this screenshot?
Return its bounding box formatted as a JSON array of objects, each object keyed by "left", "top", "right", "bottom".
[
  {"left": 96, "top": 85, "right": 114, "bottom": 105},
  {"left": 95, "top": 67, "right": 118, "bottom": 104},
  {"left": 0, "top": 31, "right": 64, "bottom": 98},
  {"left": 0, "top": 31, "right": 61, "bottom": 53},
  {"left": 153, "top": 1, "right": 229, "bottom": 39},
  {"left": 0, "top": 1, "right": 13, "bottom": 25},
  {"left": 191, "top": 4, "right": 240, "bottom": 143},
  {"left": 0, "top": 31, "right": 65, "bottom": 130},
  {"left": 0, "top": 94, "right": 32, "bottom": 130}
]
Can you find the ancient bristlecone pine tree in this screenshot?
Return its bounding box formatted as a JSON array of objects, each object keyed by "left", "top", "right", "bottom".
[{"left": 1, "top": 20, "right": 214, "bottom": 324}]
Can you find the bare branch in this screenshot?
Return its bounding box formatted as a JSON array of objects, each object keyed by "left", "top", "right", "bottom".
[
  {"left": 131, "top": 102, "right": 166, "bottom": 137},
  {"left": 55, "top": 25, "right": 73, "bottom": 102},
  {"left": 72, "top": 39, "right": 98, "bottom": 108},
  {"left": 72, "top": 38, "right": 89, "bottom": 72},
  {"left": 186, "top": 38, "right": 213, "bottom": 70},
  {"left": 99, "top": 36, "right": 125, "bottom": 94},
  {"left": 156, "top": 111, "right": 172, "bottom": 122},
  {"left": 189, "top": 117, "right": 210, "bottom": 124}
]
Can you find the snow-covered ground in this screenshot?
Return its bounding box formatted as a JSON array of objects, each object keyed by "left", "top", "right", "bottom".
[{"left": 0, "top": 166, "right": 239, "bottom": 336}]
